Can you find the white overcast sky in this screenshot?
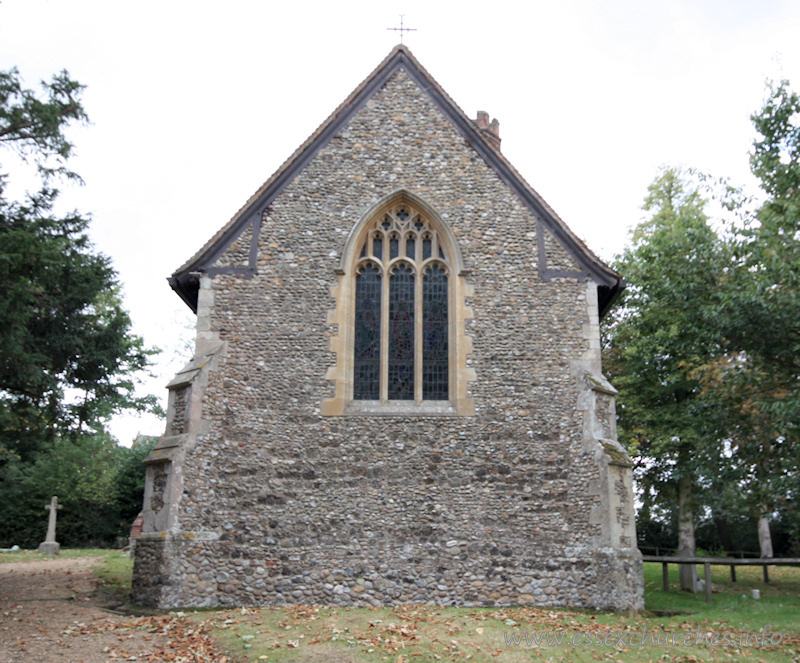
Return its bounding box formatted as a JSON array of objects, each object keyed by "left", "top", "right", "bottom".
[{"left": 2, "top": 0, "right": 799, "bottom": 444}]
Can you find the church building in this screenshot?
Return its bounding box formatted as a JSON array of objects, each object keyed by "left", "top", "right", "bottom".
[{"left": 132, "top": 45, "right": 644, "bottom": 610}]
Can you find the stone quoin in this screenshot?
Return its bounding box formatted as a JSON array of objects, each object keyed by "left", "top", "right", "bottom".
[{"left": 132, "top": 45, "right": 644, "bottom": 610}]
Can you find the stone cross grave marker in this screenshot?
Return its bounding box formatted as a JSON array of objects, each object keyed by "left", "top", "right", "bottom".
[{"left": 38, "top": 495, "right": 62, "bottom": 554}]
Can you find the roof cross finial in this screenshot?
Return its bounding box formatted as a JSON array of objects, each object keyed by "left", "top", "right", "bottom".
[{"left": 387, "top": 15, "right": 417, "bottom": 44}]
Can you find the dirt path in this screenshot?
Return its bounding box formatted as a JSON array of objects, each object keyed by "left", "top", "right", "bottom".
[{"left": 0, "top": 555, "right": 234, "bottom": 662}]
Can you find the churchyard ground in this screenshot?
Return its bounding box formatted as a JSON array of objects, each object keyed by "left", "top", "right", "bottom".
[
  {"left": 205, "top": 563, "right": 800, "bottom": 662},
  {"left": 0, "top": 554, "right": 797, "bottom": 662},
  {"left": 0, "top": 549, "right": 231, "bottom": 662}
]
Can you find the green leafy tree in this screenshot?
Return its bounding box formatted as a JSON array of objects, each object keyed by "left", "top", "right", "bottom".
[
  {"left": 725, "top": 78, "right": 800, "bottom": 435},
  {"left": 0, "top": 67, "right": 161, "bottom": 547},
  {"left": 0, "top": 67, "right": 86, "bottom": 181},
  {"left": 603, "top": 168, "right": 726, "bottom": 589},
  {"left": 737, "top": 78, "right": 799, "bottom": 441},
  {"left": 0, "top": 68, "right": 159, "bottom": 462},
  {"left": 0, "top": 433, "right": 156, "bottom": 548},
  {"left": 697, "top": 79, "right": 800, "bottom": 553}
]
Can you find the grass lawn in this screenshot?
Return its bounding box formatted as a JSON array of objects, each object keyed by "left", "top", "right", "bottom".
[
  {"left": 0, "top": 547, "right": 118, "bottom": 563},
  {"left": 3, "top": 550, "right": 798, "bottom": 661},
  {"left": 201, "top": 562, "right": 800, "bottom": 662}
]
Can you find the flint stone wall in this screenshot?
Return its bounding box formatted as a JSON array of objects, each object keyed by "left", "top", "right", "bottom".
[{"left": 132, "top": 68, "right": 643, "bottom": 610}]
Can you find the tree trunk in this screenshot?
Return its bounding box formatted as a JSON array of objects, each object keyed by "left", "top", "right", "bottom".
[
  {"left": 713, "top": 514, "right": 734, "bottom": 554},
  {"left": 758, "top": 515, "right": 774, "bottom": 558},
  {"left": 677, "top": 471, "right": 697, "bottom": 592}
]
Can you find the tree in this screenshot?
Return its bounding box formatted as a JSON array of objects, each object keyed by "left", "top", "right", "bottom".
[
  {"left": 0, "top": 67, "right": 86, "bottom": 181},
  {"left": 603, "top": 168, "right": 726, "bottom": 590},
  {"left": 728, "top": 78, "right": 800, "bottom": 439},
  {"left": 0, "top": 433, "right": 157, "bottom": 548},
  {"left": 0, "top": 67, "right": 161, "bottom": 547},
  {"left": 697, "top": 79, "right": 800, "bottom": 554},
  {"left": 739, "top": 79, "right": 799, "bottom": 443},
  {"left": 605, "top": 82, "right": 800, "bottom": 566},
  {"left": 0, "top": 68, "right": 158, "bottom": 462}
]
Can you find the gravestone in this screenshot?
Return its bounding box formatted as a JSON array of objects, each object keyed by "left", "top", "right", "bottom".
[
  {"left": 128, "top": 511, "right": 144, "bottom": 556},
  {"left": 38, "top": 496, "right": 62, "bottom": 554}
]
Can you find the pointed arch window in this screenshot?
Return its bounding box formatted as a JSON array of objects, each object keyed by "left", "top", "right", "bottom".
[
  {"left": 352, "top": 204, "right": 451, "bottom": 402},
  {"left": 322, "top": 193, "right": 474, "bottom": 417}
]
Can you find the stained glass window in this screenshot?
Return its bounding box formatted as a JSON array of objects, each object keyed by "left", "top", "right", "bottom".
[
  {"left": 423, "top": 265, "right": 449, "bottom": 400},
  {"left": 353, "top": 263, "right": 381, "bottom": 399},
  {"left": 388, "top": 263, "right": 415, "bottom": 399},
  {"left": 352, "top": 203, "right": 452, "bottom": 404},
  {"left": 422, "top": 234, "right": 432, "bottom": 261},
  {"left": 405, "top": 233, "right": 415, "bottom": 260}
]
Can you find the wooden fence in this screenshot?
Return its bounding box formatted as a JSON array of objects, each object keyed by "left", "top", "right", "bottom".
[{"left": 641, "top": 555, "right": 800, "bottom": 603}]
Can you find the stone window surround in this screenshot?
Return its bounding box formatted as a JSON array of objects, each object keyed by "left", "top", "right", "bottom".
[{"left": 322, "top": 190, "right": 476, "bottom": 416}]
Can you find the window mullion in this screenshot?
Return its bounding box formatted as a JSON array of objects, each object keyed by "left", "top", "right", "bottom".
[{"left": 380, "top": 263, "right": 389, "bottom": 402}]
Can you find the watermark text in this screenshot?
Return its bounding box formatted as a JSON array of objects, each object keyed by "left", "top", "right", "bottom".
[{"left": 504, "top": 624, "right": 784, "bottom": 648}]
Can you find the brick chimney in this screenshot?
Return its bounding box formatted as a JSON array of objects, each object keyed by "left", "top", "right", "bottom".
[{"left": 474, "top": 110, "right": 501, "bottom": 150}]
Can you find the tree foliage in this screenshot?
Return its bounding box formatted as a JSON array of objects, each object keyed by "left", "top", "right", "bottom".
[
  {"left": 603, "top": 169, "right": 726, "bottom": 580},
  {"left": 697, "top": 80, "right": 800, "bottom": 542},
  {"left": 0, "top": 68, "right": 159, "bottom": 462},
  {"left": 728, "top": 79, "right": 800, "bottom": 438},
  {"left": 0, "top": 189, "right": 158, "bottom": 459},
  {"left": 0, "top": 67, "right": 159, "bottom": 546},
  {"left": 0, "top": 67, "right": 87, "bottom": 181},
  {"left": 0, "top": 435, "right": 156, "bottom": 548},
  {"left": 607, "top": 80, "right": 800, "bottom": 557},
  {"left": 604, "top": 169, "right": 724, "bottom": 486}
]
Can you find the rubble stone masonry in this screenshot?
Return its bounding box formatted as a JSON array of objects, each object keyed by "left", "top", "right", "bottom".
[{"left": 132, "top": 66, "right": 644, "bottom": 611}]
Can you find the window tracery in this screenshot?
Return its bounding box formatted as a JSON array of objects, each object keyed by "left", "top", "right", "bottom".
[
  {"left": 353, "top": 204, "right": 451, "bottom": 402},
  {"left": 322, "top": 193, "right": 475, "bottom": 417}
]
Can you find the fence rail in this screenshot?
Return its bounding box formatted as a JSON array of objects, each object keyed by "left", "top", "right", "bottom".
[
  {"left": 641, "top": 554, "right": 800, "bottom": 603},
  {"left": 638, "top": 546, "right": 771, "bottom": 558}
]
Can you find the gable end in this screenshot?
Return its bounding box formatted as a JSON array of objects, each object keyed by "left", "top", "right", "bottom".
[{"left": 170, "top": 46, "right": 623, "bottom": 316}]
